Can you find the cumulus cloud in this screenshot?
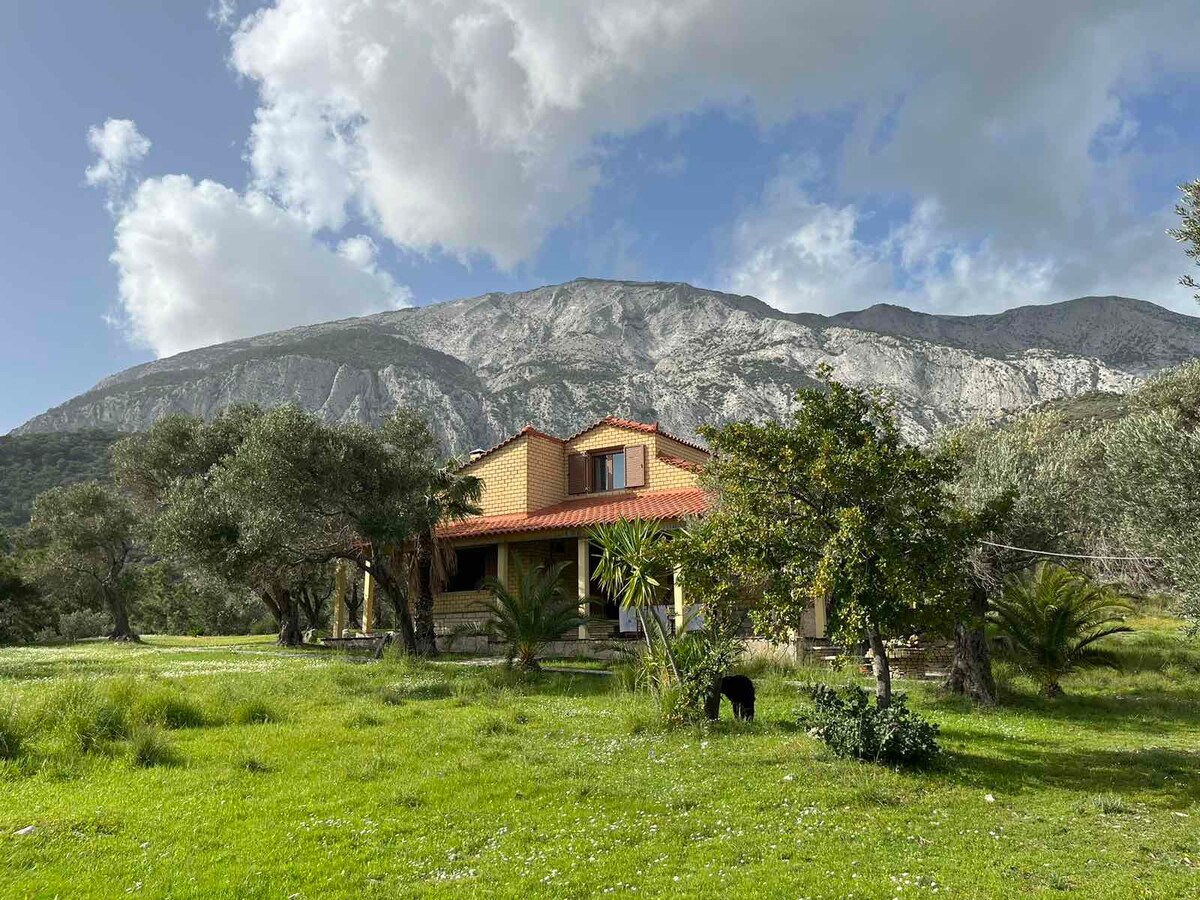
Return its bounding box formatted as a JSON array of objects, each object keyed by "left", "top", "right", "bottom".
[
  {"left": 110, "top": 175, "right": 409, "bottom": 357},
  {"left": 85, "top": 119, "right": 151, "bottom": 205},
  {"left": 220, "top": 0, "right": 1197, "bottom": 310}
]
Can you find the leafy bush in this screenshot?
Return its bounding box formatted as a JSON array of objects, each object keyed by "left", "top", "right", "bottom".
[
  {"left": 57, "top": 610, "right": 111, "bottom": 643},
  {"left": 802, "top": 683, "right": 941, "bottom": 767}
]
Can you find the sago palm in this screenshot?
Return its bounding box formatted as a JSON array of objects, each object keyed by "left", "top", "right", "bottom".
[
  {"left": 988, "top": 562, "right": 1134, "bottom": 697},
  {"left": 471, "top": 562, "right": 586, "bottom": 671}
]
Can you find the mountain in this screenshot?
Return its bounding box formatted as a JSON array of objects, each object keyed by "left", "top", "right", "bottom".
[{"left": 14, "top": 280, "right": 1200, "bottom": 453}]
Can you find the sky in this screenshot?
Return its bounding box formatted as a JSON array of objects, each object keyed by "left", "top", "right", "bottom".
[{"left": 2, "top": 1, "right": 1199, "bottom": 433}]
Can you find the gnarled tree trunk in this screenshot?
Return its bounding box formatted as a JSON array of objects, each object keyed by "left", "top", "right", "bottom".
[
  {"left": 273, "top": 586, "right": 304, "bottom": 647},
  {"left": 368, "top": 557, "right": 417, "bottom": 654},
  {"left": 946, "top": 585, "right": 997, "bottom": 705},
  {"left": 106, "top": 588, "right": 137, "bottom": 642}
]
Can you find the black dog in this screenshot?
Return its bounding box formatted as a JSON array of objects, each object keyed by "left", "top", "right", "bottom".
[{"left": 720, "top": 675, "right": 756, "bottom": 721}]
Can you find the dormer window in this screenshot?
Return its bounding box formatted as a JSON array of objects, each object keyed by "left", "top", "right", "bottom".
[
  {"left": 568, "top": 444, "right": 646, "bottom": 495},
  {"left": 592, "top": 450, "right": 625, "bottom": 492}
]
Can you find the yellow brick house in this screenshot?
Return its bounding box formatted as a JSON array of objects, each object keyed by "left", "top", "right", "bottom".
[
  {"left": 331, "top": 415, "right": 826, "bottom": 655},
  {"left": 429, "top": 416, "right": 712, "bottom": 650}
]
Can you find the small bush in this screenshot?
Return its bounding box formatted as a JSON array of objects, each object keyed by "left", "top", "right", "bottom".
[
  {"left": 57, "top": 610, "right": 111, "bottom": 643},
  {"left": 128, "top": 726, "right": 180, "bottom": 768},
  {"left": 802, "top": 684, "right": 941, "bottom": 767},
  {"left": 0, "top": 707, "right": 25, "bottom": 760},
  {"left": 231, "top": 699, "right": 280, "bottom": 726}
]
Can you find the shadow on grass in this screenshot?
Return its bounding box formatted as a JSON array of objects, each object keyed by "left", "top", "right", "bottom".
[{"left": 937, "top": 731, "right": 1200, "bottom": 808}]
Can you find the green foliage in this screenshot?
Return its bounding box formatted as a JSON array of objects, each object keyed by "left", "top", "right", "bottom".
[
  {"left": 128, "top": 725, "right": 181, "bottom": 768},
  {"left": 0, "top": 536, "right": 49, "bottom": 644},
  {"left": 56, "top": 609, "right": 111, "bottom": 642},
  {"left": 133, "top": 686, "right": 207, "bottom": 730},
  {"left": 0, "top": 430, "right": 119, "bottom": 528},
  {"left": 0, "top": 705, "right": 24, "bottom": 760},
  {"left": 28, "top": 481, "right": 140, "bottom": 639},
  {"left": 802, "top": 683, "right": 941, "bottom": 766},
  {"left": 589, "top": 519, "right": 672, "bottom": 615},
  {"left": 989, "top": 563, "right": 1134, "bottom": 696},
  {"left": 1168, "top": 179, "right": 1200, "bottom": 303},
  {"left": 231, "top": 698, "right": 281, "bottom": 726},
  {"left": 469, "top": 562, "right": 586, "bottom": 670},
  {"left": 699, "top": 369, "right": 969, "bottom": 703}
]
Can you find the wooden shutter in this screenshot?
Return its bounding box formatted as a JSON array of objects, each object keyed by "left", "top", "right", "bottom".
[
  {"left": 625, "top": 444, "right": 646, "bottom": 488},
  {"left": 568, "top": 452, "right": 589, "bottom": 494}
]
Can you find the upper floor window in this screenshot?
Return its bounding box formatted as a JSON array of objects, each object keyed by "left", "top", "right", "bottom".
[{"left": 592, "top": 450, "right": 625, "bottom": 491}]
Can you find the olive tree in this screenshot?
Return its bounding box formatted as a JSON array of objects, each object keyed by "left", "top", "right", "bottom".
[{"left": 27, "top": 482, "right": 141, "bottom": 641}]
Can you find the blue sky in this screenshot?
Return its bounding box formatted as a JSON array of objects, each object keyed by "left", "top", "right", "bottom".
[{"left": 2, "top": 1, "right": 1198, "bottom": 433}]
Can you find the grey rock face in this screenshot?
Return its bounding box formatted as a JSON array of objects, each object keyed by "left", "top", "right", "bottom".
[{"left": 16, "top": 280, "right": 1196, "bottom": 450}]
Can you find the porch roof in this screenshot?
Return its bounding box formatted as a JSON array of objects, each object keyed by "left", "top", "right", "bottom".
[{"left": 437, "top": 487, "right": 710, "bottom": 540}]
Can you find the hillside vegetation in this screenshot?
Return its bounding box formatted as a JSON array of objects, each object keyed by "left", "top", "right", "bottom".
[{"left": 0, "top": 430, "right": 118, "bottom": 527}]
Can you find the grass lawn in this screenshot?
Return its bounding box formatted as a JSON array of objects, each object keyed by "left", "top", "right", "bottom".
[{"left": 1, "top": 621, "right": 1198, "bottom": 899}]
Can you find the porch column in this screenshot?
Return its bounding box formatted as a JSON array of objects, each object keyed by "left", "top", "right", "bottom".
[
  {"left": 673, "top": 564, "right": 685, "bottom": 634},
  {"left": 576, "top": 536, "right": 590, "bottom": 640},
  {"left": 496, "top": 541, "right": 509, "bottom": 591},
  {"left": 362, "top": 564, "right": 376, "bottom": 635},
  {"left": 332, "top": 560, "right": 349, "bottom": 639},
  {"left": 814, "top": 593, "right": 828, "bottom": 639}
]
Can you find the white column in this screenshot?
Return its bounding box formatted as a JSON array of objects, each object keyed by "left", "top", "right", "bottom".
[
  {"left": 815, "top": 593, "right": 827, "bottom": 639},
  {"left": 332, "top": 561, "right": 348, "bottom": 639},
  {"left": 673, "top": 564, "right": 685, "bottom": 634},
  {"left": 362, "top": 564, "right": 376, "bottom": 635},
  {"left": 577, "top": 536, "right": 590, "bottom": 640},
  {"left": 496, "top": 541, "right": 509, "bottom": 591}
]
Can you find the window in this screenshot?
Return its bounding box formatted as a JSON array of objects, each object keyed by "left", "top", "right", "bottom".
[
  {"left": 446, "top": 545, "right": 496, "bottom": 592},
  {"left": 591, "top": 450, "right": 625, "bottom": 491}
]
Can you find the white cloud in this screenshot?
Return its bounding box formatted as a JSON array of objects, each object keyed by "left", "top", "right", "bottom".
[
  {"left": 220, "top": 0, "right": 1197, "bottom": 310},
  {"left": 85, "top": 119, "right": 151, "bottom": 206},
  {"left": 110, "top": 175, "right": 409, "bottom": 357}
]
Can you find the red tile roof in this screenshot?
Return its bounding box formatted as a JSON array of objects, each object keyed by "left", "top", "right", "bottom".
[
  {"left": 437, "top": 488, "right": 710, "bottom": 540},
  {"left": 657, "top": 453, "right": 702, "bottom": 473},
  {"left": 461, "top": 424, "right": 564, "bottom": 469}
]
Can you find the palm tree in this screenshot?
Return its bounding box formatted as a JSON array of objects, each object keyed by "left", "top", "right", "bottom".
[
  {"left": 988, "top": 562, "right": 1134, "bottom": 697},
  {"left": 468, "top": 562, "right": 587, "bottom": 670},
  {"left": 412, "top": 464, "right": 482, "bottom": 657},
  {"left": 589, "top": 519, "right": 679, "bottom": 679}
]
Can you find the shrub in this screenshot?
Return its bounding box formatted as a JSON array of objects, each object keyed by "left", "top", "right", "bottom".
[
  {"left": 128, "top": 726, "right": 180, "bottom": 768},
  {"left": 48, "top": 680, "right": 133, "bottom": 754},
  {"left": 802, "top": 683, "right": 940, "bottom": 767},
  {"left": 57, "top": 610, "right": 111, "bottom": 643}
]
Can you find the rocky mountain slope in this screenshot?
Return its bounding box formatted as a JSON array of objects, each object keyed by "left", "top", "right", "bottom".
[{"left": 15, "top": 280, "right": 1200, "bottom": 452}]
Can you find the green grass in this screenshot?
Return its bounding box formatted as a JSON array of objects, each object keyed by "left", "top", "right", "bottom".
[{"left": 0, "top": 624, "right": 1198, "bottom": 898}]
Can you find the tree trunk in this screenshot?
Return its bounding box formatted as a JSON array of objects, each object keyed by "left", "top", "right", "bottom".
[
  {"left": 370, "top": 559, "right": 417, "bottom": 654},
  {"left": 946, "top": 585, "right": 997, "bottom": 705},
  {"left": 275, "top": 588, "right": 304, "bottom": 647},
  {"left": 107, "top": 590, "right": 137, "bottom": 642},
  {"left": 866, "top": 625, "right": 892, "bottom": 709},
  {"left": 413, "top": 533, "right": 439, "bottom": 657}
]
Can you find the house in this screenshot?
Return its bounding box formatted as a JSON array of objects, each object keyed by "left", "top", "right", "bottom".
[
  {"left": 430, "top": 416, "right": 711, "bottom": 649},
  {"left": 332, "top": 415, "right": 826, "bottom": 654}
]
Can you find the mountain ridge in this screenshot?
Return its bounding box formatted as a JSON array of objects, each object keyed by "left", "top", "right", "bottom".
[{"left": 15, "top": 279, "right": 1200, "bottom": 452}]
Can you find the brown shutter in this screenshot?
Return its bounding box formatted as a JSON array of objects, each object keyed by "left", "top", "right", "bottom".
[
  {"left": 625, "top": 444, "right": 646, "bottom": 488},
  {"left": 568, "top": 452, "right": 589, "bottom": 494}
]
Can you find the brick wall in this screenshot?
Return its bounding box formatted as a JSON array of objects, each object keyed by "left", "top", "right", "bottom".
[
  {"left": 464, "top": 440, "right": 530, "bottom": 516},
  {"left": 526, "top": 431, "right": 567, "bottom": 511}
]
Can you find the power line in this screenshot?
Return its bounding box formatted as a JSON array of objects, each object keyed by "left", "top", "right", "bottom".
[{"left": 979, "top": 540, "right": 1161, "bottom": 562}]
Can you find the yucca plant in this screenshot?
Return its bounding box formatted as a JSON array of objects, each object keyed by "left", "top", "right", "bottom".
[
  {"left": 989, "top": 562, "right": 1134, "bottom": 697},
  {"left": 589, "top": 519, "right": 676, "bottom": 660},
  {"left": 469, "top": 562, "right": 586, "bottom": 671}
]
